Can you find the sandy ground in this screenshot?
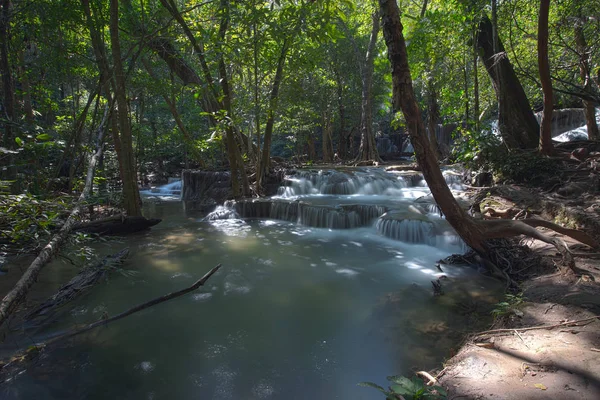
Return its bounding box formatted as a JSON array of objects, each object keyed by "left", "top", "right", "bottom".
[{"left": 439, "top": 238, "right": 600, "bottom": 400}]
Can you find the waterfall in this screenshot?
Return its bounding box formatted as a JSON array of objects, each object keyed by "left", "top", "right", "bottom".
[
  {"left": 277, "top": 169, "right": 409, "bottom": 197},
  {"left": 200, "top": 166, "right": 469, "bottom": 249},
  {"left": 376, "top": 217, "right": 434, "bottom": 244},
  {"left": 534, "top": 108, "right": 587, "bottom": 137},
  {"left": 205, "top": 199, "right": 389, "bottom": 230},
  {"left": 143, "top": 180, "right": 182, "bottom": 197}
]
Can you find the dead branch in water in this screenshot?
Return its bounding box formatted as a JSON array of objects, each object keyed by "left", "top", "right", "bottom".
[
  {"left": 25, "top": 248, "right": 130, "bottom": 323},
  {"left": 44, "top": 264, "right": 222, "bottom": 346}
]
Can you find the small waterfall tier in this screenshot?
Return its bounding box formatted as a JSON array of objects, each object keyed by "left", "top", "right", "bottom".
[
  {"left": 277, "top": 167, "right": 464, "bottom": 198},
  {"left": 141, "top": 180, "right": 182, "bottom": 198},
  {"left": 204, "top": 198, "right": 388, "bottom": 230},
  {"left": 375, "top": 210, "right": 466, "bottom": 250},
  {"left": 277, "top": 169, "right": 409, "bottom": 197}
]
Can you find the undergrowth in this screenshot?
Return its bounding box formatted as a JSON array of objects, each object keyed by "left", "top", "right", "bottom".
[{"left": 452, "top": 128, "right": 560, "bottom": 184}]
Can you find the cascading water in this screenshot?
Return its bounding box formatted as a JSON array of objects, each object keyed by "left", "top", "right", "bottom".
[
  {"left": 141, "top": 180, "right": 182, "bottom": 198},
  {"left": 205, "top": 167, "right": 465, "bottom": 250}
]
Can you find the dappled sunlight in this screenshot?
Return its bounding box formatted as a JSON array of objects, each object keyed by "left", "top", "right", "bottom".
[{"left": 146, "top": 257, "right": 183, "bottom": 272}]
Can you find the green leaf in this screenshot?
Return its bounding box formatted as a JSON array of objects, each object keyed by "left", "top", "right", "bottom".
[
  {"left": 15, "top": 137, "right": 23, "bottom": 146},
  {"left": 357, "top": 381, "right": 388, "bottom": 394},
  {"left": 36, "top": 133, "right": 52, "bottom": 141}
]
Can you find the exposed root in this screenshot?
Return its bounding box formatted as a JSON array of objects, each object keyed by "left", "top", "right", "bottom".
[
  {"left": 472, "top": 316, "right": 600, "bottom": 337},
  {"left": 416, "top": 370, "right": 438, "bottom": 386}
]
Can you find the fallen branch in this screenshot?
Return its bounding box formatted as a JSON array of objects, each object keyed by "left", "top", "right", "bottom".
[
  {"left": 73, "top": 215, "right": 161, "bottom": 235},
  {"left": 25, "top": 249, "right": 130, "bottom": 323},
  {"left": 44, "top": 263, "right": 221, "bottom": 346},
  {"left": 0, "top": 108, "right": 110, "bottom": 329},
  {"left": 472, "top": 316, "right": 599, "bottom": 337}
]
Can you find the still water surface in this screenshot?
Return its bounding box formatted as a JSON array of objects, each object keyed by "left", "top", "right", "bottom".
[{"left": 2, "top": 171, "right": 500, "bottom": 400}]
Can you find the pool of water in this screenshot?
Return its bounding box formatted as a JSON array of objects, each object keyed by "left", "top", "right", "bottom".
[{"left": 1, "top": 169, "right": 502, "bottom": 400}]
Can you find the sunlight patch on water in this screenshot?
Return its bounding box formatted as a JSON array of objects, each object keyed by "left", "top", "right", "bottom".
[
  {"left": 147, "top": 257, "right": 182, "bottom": 272},
  {"left": 335, "top": 268, "right": 359, "bottom": 277}
]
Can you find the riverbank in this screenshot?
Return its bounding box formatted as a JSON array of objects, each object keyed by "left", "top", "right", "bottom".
[{"left": 436, "top": 183, "right": 600, "bottom": 399}]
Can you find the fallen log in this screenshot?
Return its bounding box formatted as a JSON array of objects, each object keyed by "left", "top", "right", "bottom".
[
  {"left": 25, "top": 248, "right": 130, "bottom": 323},
  {"left": 73, "top": 215, "right": 161, "bottom": 235}
]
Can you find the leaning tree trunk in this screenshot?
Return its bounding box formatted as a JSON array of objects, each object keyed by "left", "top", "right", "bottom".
[
  {"left": 574, "top": 25, "right": 599, "bottom": 141},
  {"left": 537, "top": 0, "right": 554, "bottom": 155},
  {"left": 477, "top": 14, "right": 539, "bottom": 149},
  {"left": 378, "top": 0, "right": 487, "bottom": 253},
  {"left": 356, "top": 8, "right": 382, "bottom": 163}
]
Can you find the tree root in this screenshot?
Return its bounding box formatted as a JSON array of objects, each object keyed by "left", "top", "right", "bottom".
[
  {"left": 416, "top": 370, "right": 438, "bottom": 386},
  {"left": 472, "top": 316, "right": 599, "bottom": 337}
]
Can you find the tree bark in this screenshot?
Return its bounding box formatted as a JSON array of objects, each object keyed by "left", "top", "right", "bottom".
[
  {"left": 258, "top": 39, "right": 289, "bottom": 190},
  {"left": 473, "top": 25, "right": 480, "bottom": 131},
  {"left": 335, "top": 68, "right": 347, "bottom": 160},
  {"left": 574, "top": 25, "right": 599, "bottom": 141},
  {"left": 379, "top": 0, "right": 486, "bottom": 252},
  {"left": 537, "top": 0, "right": 553, "bottom": 155},
  {"left": 109, "top": 0, "right": 142, "bottom": 216},
  {"left": 322, "top": 110, "right": 334, "bottom": 162},
  {"left": 0, "top": 0, "right": 16, "bottom": 184},
  {"left": 356, "top": 8, "right": 382, "bottom": 162},
  {"left": 477, "top": 14, "right": 539, "bottom": 149}
]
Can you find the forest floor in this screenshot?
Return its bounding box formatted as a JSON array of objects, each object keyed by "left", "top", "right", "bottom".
[{"left": 436, "top": 174, "right": 600, "bottom": 399}]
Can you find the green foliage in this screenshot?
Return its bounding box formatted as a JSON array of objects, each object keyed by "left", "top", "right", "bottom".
[
  {"left": 451, "top": 127, "right": 502, "bottom": 168},
  {"left": 492, "top": 293, "right": 525, "bottom": 320},
  {"left": 452, "top": 128, "right": 559, "bottom": 184},
  {"left": 359, "top": 375, "right": 447, "bottom": 400},
  {"left": 0, "top": 194, "right": 72, "bottom": 246}
]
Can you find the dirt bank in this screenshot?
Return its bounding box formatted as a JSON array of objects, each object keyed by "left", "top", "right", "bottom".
[{"left": 437, "top": 183, "right": 600, "bottom": 400}]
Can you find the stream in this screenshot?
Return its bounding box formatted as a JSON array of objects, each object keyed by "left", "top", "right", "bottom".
[{"left": 1, "top": 167, "right": 502, "bottom": 400}]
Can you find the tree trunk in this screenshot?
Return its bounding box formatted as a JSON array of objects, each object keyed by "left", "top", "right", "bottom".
[
  {"left": 473, "top": 25, "right": 480, "bottom": 131},
  {"left": 109, "top": 0, "right": 142, "bottom": 216},
  {"left": 307, "top": 133, "right": 316, "bottom": 161},
  {"left": 217, "top": 0, "right": 249, "bottom": 197},
  {"left": 258, "top": 39, "right": 289, "bottom": 190},
  {"left": 574, "top": 25, "right": 599, "bottom": 141},
  {"left": 356, "top": 8, "right": 382, "bottom": 162},
  {"left": 378, "top": 0, "right": 487, "bottom": 253},
  {"left": 0, "top": 0, "right": 16, "bottom": 183},
  {"left": 322, "top": 110, "right": 334, "bottom": 162},
  {"left": 334, "top": 68, "right": 347, "bottom": 160},
  {"left": 537, "top": 0, "right": 553, "bottom": 155},
  {"left": 477, "top": 14, "right": 539, "bottom": 149}
]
